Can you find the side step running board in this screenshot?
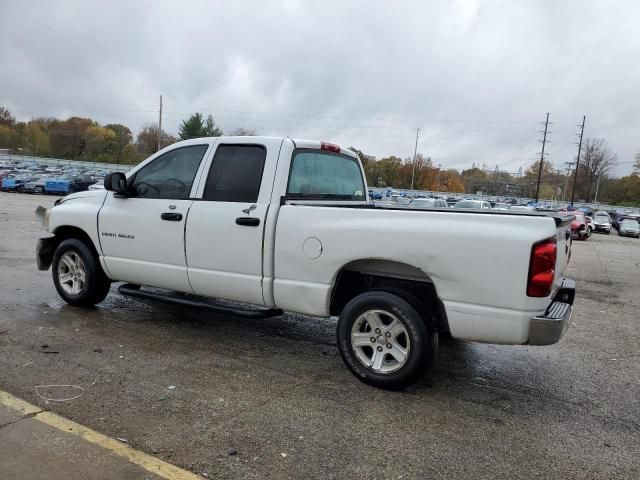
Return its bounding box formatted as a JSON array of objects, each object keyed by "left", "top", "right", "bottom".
[{"left": 118, "top": 284, "right": 282, "bottom": 319}]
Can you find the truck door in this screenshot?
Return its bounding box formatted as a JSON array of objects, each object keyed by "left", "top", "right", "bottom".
[
  {"left": 98, "top": 144, "right": 210, "bottom": 292},
  {"left": 185, "top": 139, "right": 281, "bottom": 306}
]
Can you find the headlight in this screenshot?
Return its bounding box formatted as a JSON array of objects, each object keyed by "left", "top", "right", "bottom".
[{"left": 34, "top": 206, "right": 50, "bottom": 230}]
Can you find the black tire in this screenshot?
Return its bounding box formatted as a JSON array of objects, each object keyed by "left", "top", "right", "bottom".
[
  {"left": 52, "top": 238, "right": 111, "bottom": 307},
  {"left": 337, "top": 291, "right": 435, "bottom": 390}
]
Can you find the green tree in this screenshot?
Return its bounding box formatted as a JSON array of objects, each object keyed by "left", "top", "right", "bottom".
[
  {"left": 21, "top": 122, "right": 51, "bottom": 156},
  {"left": 48, "top": 117, "right": 94, "bottom": 159},
  {"left": 179, "top": 113, "right": 223, "bottom": 140},
  {"left": 105, "top": 124, "right": 134, "bottom": 163},
  {"left": 0, "top": 125, "right": 13, "bottom": 147},
  {"left": 82, "top": 125, "right": 117, "bottom": 162}
]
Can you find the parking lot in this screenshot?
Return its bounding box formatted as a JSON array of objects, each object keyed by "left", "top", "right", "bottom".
[{"left": 0, "top": 191, "right": 639, "bottom": 479}]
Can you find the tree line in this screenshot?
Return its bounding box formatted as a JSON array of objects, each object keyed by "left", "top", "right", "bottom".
[
  {"left": 0, "top": 106, "right": 235, "bottom": 165},
  {"left": 1, "top": 106, "right": 638, "bottom": 204}
]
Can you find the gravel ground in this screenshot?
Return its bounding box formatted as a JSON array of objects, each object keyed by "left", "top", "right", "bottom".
[{"left": 0, "top": 191, "right": 639, "bottom": 479}]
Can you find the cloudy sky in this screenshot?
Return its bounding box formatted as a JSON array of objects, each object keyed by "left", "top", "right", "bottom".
[{"left": 1, "top": 0, "right": 638, "bottom": 175}]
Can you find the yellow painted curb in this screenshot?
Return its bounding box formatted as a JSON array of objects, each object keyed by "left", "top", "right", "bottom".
[{"left": 0, "top": 389, "right": 201, "bottom": 480}]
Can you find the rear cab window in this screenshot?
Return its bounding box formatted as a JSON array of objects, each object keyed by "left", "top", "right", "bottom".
[{"left": 287, "top": 149, "right": 365, "bottom": 201}]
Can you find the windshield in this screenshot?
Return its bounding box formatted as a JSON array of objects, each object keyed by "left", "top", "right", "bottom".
[
  {"left": 287, "top": 150, "right": 365, "bottom": 201},
  {"left": 621, "top": 219, "right": 639, "bottom": 228},
  {"left": 595, "top": 214, "right": 609, "bottom": 221}
]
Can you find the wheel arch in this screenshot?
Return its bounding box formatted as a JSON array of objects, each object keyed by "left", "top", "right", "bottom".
[
  {"left": 329, "top": 259, "right": 449, "bottom": 333},
  {"left": 52, "top": 225, "right": 102, "bottom": 259}
]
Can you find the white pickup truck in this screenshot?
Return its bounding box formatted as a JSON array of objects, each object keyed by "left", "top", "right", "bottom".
[{"left": 36, "top": 136, "right": 576, "bottom": 389}]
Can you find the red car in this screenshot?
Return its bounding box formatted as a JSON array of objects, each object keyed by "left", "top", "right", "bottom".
[{"left": 570, "top": 212, "right": 591, "bottom": 240}]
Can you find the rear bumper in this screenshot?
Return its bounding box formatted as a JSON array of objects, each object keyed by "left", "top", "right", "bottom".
[{"left": 528, "top": 278, "right": 575, "bottom": 345}]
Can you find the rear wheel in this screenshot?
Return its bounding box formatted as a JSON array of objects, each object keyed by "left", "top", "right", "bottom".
[
  {"left": 337, "top": 291, "right": 435, "bottom": 390},
  {"left": 52, "top": 239, "right": 111, "bottom": 307}
]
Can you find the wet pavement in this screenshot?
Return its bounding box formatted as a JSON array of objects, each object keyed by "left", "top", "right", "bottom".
[{"left": 0, "top": 191, "right": 639, "bottom": 479}]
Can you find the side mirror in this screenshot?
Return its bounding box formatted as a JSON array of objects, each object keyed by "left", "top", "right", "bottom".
[{"left": 104, "top": 172, "right": 128, "bottom": 195}]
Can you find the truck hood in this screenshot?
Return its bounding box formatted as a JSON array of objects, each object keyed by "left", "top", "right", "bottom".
[{"left": 56, "top": 189, "right": 108, "bottom": 205}]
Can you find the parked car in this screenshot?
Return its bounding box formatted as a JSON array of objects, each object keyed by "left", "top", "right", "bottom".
[
  {"left": 618, "top": 218, "right": 640, "bottom": 238},
  {"left": 0, "top": 174, "right": 31, "bottom": 192},
  {"left": 585, "top": 216, "right": 594, "bottom": 235},
  {"left": 368, "top": 189, "right": 383, "bottom": 200},
  {"left": 592, "top": 212, "right": 612, "bottom": 234},
  {"left": 492, "top": 203, "right": 511, "bottom": 210},
  {"left": 510, "top": 205, "right": 534, "bottom": 212},
  {"left": 23, "top": 175, "right": 47, "bottom": 194},
  {"left": 454, "top": 199, "right": 492, "bottom": 209},
  {"left": 570, "top": 213, "right": 591, "bottom": 240},
  {"left": 68, "top": 174, "right": 96, "bottom": 193},
  {"left": 408, "top": 198, "right": 448, "bottom": 209},
  {"left": 35, "top": 136, "right": 576, "bottom": 390}
]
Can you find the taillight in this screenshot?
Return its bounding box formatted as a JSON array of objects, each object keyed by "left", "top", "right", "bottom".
[
  {"left": 527, "top": 238, "right": 557, "bottom": 297},
  {"left": 320, "top": 142, "right": 340, "bottom": 153}
]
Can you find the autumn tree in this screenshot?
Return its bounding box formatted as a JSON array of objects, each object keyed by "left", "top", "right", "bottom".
[
  {"left": 179, "top": 113, "right": 223, "bottom": 140},
  {"left": 438, "top": 169, "right": 465, "bottom": 192},
  {"left": 136, "top": 123, "right": 177, "bottom": 157}
]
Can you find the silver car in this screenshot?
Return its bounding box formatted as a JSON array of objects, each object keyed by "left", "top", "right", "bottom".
[
  {"left": 593, "top": 212, "right": 612, "bottom": 234},
  {"left": 454, "top": 200, "right": 492, "bottom": 210},
  {"left": 408, "top": 198, "right": 448, "bottom": 209},
  {"left": 618, "top": 219, "right": 640, "bottom": 238}
]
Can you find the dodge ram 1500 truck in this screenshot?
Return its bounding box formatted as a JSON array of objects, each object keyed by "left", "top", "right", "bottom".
[{"left": 35, "top": 136, "right": 576, "bottom": 389}]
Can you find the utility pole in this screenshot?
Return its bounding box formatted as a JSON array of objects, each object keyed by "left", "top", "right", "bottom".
[
  {"left": 593, "top": 175, "right": 601, "bottom": 204},
  {"left": 535, "top": 113, "right": 550, "bottom": 203},
  {"left": 562, "top": 162, "right": 573, "bottom": 201},
  {"left": 570, "top": 115, "right": 586, "bottom": 206},
  {"left": 157, "top": 95, "right": 163, "bottom": 152},
  {"left": 410, "top": 128, "right": 419, "bottom": 190}
]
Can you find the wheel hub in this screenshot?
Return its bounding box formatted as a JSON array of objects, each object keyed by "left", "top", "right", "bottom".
[{"left": 350, "top": 309, "right": 411, "bottom": 374}]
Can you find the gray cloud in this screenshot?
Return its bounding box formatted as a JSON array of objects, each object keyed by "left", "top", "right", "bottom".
[{"left": 1, "top": 0, "right": 638, "bottom": 174}]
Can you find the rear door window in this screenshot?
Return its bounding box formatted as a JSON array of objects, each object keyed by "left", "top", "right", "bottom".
[
  {"left": 203, "top": 144, "right": 267, "bottom": 202},
  {"left": 287, "top": 150, "right": 365, "bottom": 201}
]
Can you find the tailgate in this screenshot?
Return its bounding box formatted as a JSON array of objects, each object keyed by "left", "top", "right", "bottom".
[{"left": 553, "top": 214, "right": 574, "bottom": 289}]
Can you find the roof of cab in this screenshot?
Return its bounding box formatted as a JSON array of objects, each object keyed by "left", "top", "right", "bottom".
[{"left": 170, "top": 136, "right": 357, "bottom": 159}]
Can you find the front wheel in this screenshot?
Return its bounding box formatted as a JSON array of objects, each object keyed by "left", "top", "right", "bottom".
[
  {"left": 52, "top": 238, "right": 111, "bottom": 307},
  {"left": 337, "top": 291, "right": 435, "bottom": 390}
]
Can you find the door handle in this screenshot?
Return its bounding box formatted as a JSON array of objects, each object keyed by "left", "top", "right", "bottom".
[
  {"left": 236, "top": 217, "right": 260, "bottom": 227},
  {"left": 161, "top": 212, "right": 183, "bottom": 221}
]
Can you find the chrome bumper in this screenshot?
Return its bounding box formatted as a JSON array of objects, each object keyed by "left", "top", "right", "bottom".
[{"left": 528, "top": 278, "right": 575, "bottom": 345}]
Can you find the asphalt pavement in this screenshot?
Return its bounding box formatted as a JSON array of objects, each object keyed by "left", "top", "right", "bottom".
[{"left": 0, "top": 191, "right": 639, "bottom": 479}]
